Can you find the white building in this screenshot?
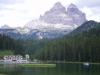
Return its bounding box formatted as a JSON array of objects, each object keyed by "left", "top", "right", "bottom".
[{"left": 3, "top": 55, "right": 29, "bottom": 63}]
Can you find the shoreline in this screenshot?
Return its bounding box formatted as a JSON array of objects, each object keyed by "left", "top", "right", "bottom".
[
  {"left": 0, "top": 60, "right": 100, "bottom": 65},
  {"left": 63, "top": 62, "right": 100, "bottom": 65},
  {"left": 43, "top": 61, "right": 100, "bottom": 65}
]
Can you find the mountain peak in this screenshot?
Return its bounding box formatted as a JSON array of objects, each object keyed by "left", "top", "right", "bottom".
[
  {"left": 39, "top": 2, "right": 69, "bottom": 24},
  {"left": 40, "top": 2, "right": 86, "bottom": 25},
  {"left": 67, "top": 3, "right": 86, "bottom": 25},
  {"left": 67, "top": 3, "right": 78, "bottom": 13},
  {"left": 54, "top": 2, "right": 62, "bottom": 7},
  {"left": 0, "top": 24, "right": 11, "bottom": 29},
  {"left": 68, "top": 3, "right": 77, "bottom": 8},
  {"left": 50, "top": 2, "right": 66, "bottom": 13}
]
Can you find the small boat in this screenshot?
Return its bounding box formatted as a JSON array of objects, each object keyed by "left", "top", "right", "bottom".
[{"left": 83, "top": 62, "right": 90, "bottom": 66}]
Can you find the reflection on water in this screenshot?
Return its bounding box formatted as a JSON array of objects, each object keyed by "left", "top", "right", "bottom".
[{"left": 0, "top": 63, "right": 100, "bottom": 75}]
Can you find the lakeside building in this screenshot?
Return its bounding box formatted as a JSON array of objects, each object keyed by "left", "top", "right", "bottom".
[{"left": 3, "top": 55, "right": 29, "bottom": 63}]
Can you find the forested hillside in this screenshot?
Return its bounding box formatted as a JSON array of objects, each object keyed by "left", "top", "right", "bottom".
[
  {"left": 34, "top": 21, "right": 100, "bottom": 62},
  {"left": 0, "top": 34, "right": 24, "bottom": 55},
  {"left": 0, "top": 21, "right": 100, "bottom": 62}
]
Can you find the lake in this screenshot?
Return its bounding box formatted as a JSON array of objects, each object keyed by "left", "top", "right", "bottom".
[{"left": 0, "top": 63, "right": 100, "bottom": 75}]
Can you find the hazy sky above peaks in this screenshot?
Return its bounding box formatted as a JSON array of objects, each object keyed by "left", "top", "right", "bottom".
[{"left": 0, "top": 0, "right": 100, "bottom": 27}]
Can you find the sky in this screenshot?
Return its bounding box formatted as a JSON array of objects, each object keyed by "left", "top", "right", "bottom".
[{"left": 0, "top": 0, "right": 100, "bottom": 27}]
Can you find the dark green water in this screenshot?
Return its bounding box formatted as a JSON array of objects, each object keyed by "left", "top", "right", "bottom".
[{"left": 0, "top": 63, "right": 100, "bottom": 75}]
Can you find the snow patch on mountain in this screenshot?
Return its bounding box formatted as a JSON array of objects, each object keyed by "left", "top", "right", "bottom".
[
  {"left": 25, "top": 19, "right": 77, "bottom": 31},
  {"left": 16, "top": 27, "right": 30, "bottom": 34}
]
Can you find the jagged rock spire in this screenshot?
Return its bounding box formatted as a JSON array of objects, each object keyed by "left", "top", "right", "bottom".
[
  {"left": 49, "top": 2, "right": 67, "bottom": 14},
  {"left": 67, "top": 3, "right": 86, "bottom": 25},
  {"left": 67, "top": 3, "right": 78, "bottom": 9},
  {"left": 40, "top": 2, "right": 86, "bottom": 25}
]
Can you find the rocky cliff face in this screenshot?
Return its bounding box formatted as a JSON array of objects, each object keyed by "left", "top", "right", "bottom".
[
  {"left": 67, "top": 3, "right": 86, "bottom": 25},
  {"left": 40, "top": 2, "right": 86, "bottom": 25}
]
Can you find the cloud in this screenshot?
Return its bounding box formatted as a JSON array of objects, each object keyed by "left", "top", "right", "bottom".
[
  {"left": 0, "top": 0, "right": 100, "bottom": 27},
  {"left": 76, "top": 0, "right": 100, "bottom": 22},
  {"left": 81, "top": 7, "right": 94, "bottom": 17},
  {"left": 81, "top": 6, "right": 100, "bottom": 22},
  {"left": 0, "top": 0, "right": 79, "bottom": 27},
  {"left": 89, "top": 14, "right": 100, "bottom": 22},
  {"left": 76, "top": 0, "right": 100, "bottom": 7},
  {"left": 0, "top": 0, "right": 24, "bottom": 4}
]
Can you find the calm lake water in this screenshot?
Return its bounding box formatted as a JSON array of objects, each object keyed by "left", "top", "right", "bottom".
[{"left": 0, "top": 63, "right": 100, "bottom": 75}]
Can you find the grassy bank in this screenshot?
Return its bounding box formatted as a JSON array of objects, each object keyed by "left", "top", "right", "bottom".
[
  {"left": 19, "top": 64, "right": 56, "bottom": 68},
  {"left": 0, "top": 51, "right": 14, "bottom": 57}
]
